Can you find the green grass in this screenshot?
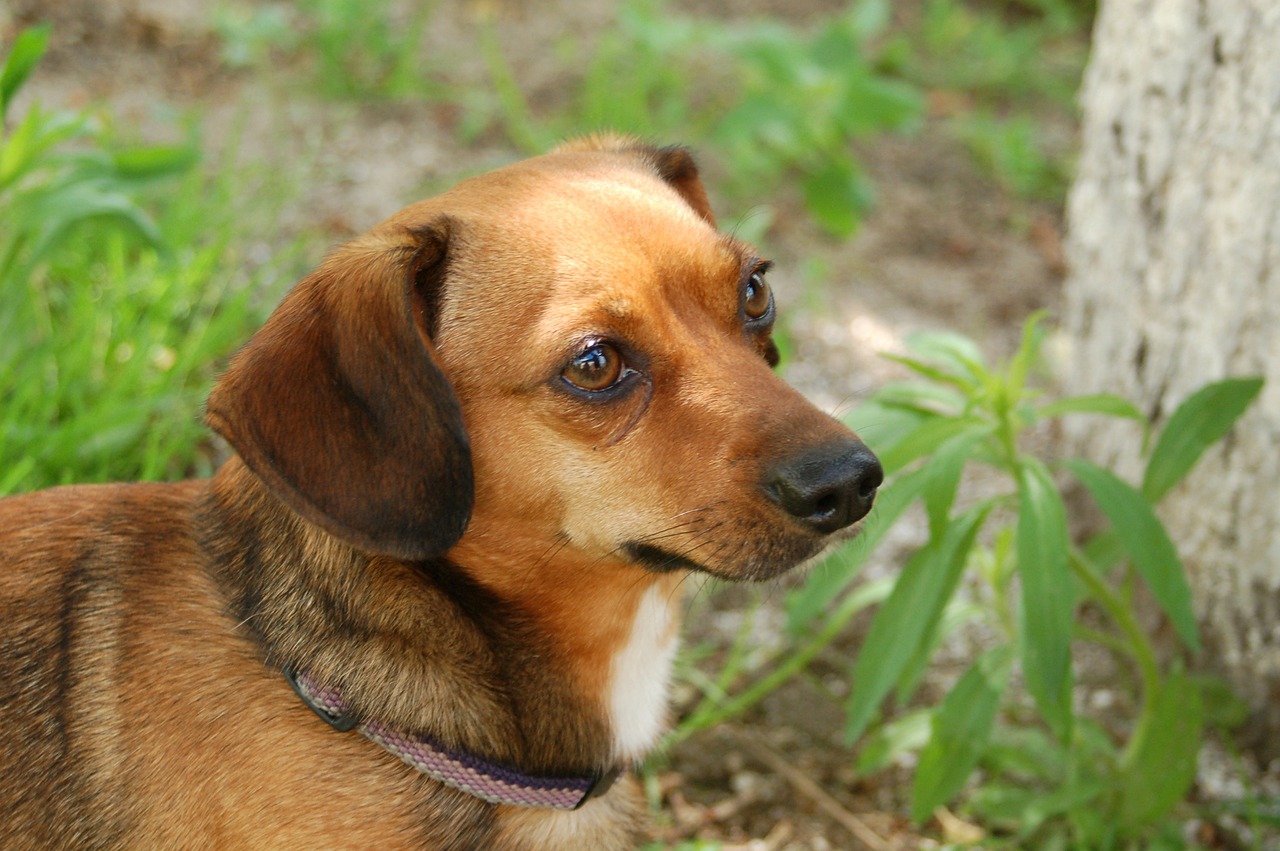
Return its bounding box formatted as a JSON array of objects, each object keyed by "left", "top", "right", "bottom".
[{"left": 0, "top": 27, "right": 299, "bottom": 494}]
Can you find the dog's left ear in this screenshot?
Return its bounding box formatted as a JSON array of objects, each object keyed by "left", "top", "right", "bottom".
[
  {"left": 206, "top": 220, "right": 473, "bottom": 561},
  {"left": 558, "top": 137, "right": 717, "bottom": 226}
]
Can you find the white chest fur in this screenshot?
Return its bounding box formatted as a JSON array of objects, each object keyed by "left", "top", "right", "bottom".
[{"left": 607, "top": 583, "right": 679, "bottom": 763}]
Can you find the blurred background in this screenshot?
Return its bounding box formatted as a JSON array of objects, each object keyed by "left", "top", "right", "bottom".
[{"left": 3, "top": 0, "right": 1277, "bottom": 848}]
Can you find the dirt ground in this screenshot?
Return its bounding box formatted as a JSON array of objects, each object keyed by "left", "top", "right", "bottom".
[{"left": 5, "top": 1, "right": 1081, "bottom": 847}]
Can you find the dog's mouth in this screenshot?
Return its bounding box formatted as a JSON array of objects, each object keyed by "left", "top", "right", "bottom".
[
  {"left": 622, "top": 534, "right": 828, "bottom": 583},
  {"left": 623, "top": 542, "right": 705, "bottom": 574}
]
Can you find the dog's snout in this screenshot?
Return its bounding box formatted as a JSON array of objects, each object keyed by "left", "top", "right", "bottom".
[{"left": 764, "top": 441, "right": 883, "bottom": 534}]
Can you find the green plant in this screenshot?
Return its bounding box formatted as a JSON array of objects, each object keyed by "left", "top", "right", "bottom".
[
  {"left": 954, "top": 110, "right": 1068, "bottom": 199},
  {"left": 214, "top": 0, "right": 440, "bottom": 99},
  {"left": 890, "top": 0, "right": 1090, "bottom": 200},
  {"left": 710, "top": 2, "right": 923, "bottom": 237},
  {"left": 477, "top": 0, "right": 923, "bottom": 239},
  {"left": 213, "top": 3, "right": 299, "bottom": 70},
  {"left": 824, "top": 316, "right": 1260, "bottom": 846},
  {"left": 0, "top": 27, "right": 292, "bottom": 493},
  {"left": 0, "top": 26, "right": 196, "bottom": 298},
  {"left": 667, "top": 314, "right": 1263, "bottom": 848}
]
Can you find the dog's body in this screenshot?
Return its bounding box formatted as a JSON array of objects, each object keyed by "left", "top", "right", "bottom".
[{"left": 0, "top": 138, "right": 880, "bottom": 849}]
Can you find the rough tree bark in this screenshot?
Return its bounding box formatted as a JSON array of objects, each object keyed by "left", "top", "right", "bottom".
[{"left": 1062, "top": 0, "right": 1280, "bottom": 749}]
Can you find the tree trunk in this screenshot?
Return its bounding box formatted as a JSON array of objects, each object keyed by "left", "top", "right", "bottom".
[{"left": 1062, "top": 0, "right": 1280, "bottom": 749}]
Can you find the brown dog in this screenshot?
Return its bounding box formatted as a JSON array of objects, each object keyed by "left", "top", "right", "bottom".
[{"left": 0, "top": 137, "right": 880, "bottom": 849}]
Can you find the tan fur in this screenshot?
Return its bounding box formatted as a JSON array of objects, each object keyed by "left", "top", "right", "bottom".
[{"left": 0, "top": 137, "right": 878, "bottom": 848}]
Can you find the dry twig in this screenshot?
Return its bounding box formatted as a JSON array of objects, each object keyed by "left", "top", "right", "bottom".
[{"left": 727, "top": 726, "right": 892, "bottom": 851}]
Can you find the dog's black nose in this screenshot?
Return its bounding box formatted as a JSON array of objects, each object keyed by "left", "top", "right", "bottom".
[{"left": 764, "top": 441, "right": 883, "bottom": 534}]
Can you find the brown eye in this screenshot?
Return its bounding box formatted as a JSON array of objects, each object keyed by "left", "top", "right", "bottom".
[
  {"left": 744, "top": 271, "right": 772, "bottom": 321},
  {"left": 562, "top": 342, "right": 625, "bottom": 392}
]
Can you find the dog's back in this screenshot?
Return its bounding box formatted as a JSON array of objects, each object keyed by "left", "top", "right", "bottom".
[{"left": 0, "top": 482, "right": 205, "bottom": 846}]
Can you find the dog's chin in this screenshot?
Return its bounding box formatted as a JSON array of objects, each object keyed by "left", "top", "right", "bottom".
[{"left": 622, "top": 534, "right": 831, "bottom": 583}]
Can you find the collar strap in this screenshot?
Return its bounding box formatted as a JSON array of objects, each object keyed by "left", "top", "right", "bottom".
[{"left": 283, "top": 666, "right": 621, "bottom": 810}]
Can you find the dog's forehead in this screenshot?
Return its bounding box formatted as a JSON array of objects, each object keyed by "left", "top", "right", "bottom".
[{"left": 437, "top": 160, "right": 750, "bottom": 341}]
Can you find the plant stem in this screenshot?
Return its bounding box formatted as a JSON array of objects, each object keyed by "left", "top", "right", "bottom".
[
  {"left": 666, "top": 583, "right": 875, "bottom": 749},
  {"left": 1067, "top": 548, "right": 1162, "bottom": 769}
]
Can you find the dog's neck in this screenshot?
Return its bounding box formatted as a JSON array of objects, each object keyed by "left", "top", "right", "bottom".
[
  {"left": 446, "top": 531, "right": 685, "bottom": 765},
  {"left": 199, "top": 459, "right": 682, "bottom": 777}
]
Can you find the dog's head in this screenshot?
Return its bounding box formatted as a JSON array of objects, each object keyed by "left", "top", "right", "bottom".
[{"left": 206, "top": 137, "right": 880, "bottom": 581}]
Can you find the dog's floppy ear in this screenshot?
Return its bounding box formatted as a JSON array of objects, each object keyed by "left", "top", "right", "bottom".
[{"left": 206, "top": 219, "right": 472, "bottom": 561}]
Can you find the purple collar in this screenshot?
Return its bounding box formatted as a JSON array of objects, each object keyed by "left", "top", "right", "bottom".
[{"left": 283, "top": 667, "right": 621, "bottom": 810}]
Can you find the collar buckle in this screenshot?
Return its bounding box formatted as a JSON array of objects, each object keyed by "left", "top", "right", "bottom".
[
  {"left": 575, "top": 763, "right": 625, "bottom": 809},
  {"left": 283, "top": 665, "right": 359, "bottom": 733}
]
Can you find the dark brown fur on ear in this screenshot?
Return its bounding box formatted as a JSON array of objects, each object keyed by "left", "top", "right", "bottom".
[
  {"left": 205, "top": 220, "right": 472, "bottom": 561},
  {"left": 640, "top": 144, "right": 716, "bottom": 226}
]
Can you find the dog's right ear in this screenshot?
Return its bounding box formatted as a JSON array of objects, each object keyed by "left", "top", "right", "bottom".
[
  {"left": 205, "top": 219, "right": 473, "bottom": 561},
  {"left": 641, "top": 144, "right": 716, "bottom": 227}
]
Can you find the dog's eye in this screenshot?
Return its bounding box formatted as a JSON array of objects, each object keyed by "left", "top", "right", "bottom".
[
  {"left": 743, "top": 271, "right": 773, "bottom": 322},
  {"left": 563, "top": 342, "right": 625, "bottom": 392}
]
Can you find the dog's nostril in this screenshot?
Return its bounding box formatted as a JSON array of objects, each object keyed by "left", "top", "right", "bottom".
[
  {"left": 812, "top": 492, "right": 841, "bottom": 521},
  {"left": 858, "top": 461, "right": 884, "bottom": 502},
  {"left": 765, "top": 441, "right": 882, "bottom": 535}
]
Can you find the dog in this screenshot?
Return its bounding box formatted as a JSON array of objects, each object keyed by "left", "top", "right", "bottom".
[{"left": 0, "top": 136, "right": 881, "bottom": 849}]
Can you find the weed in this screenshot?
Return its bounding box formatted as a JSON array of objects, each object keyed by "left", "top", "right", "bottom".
[
  {"left": 669, "top": 314, "right": 1264, "bottom": 848},
  {"left": 894, "top": 0, "right": 1090, "bottom": 200},
  {"left": 472, "top": 0, "right": 922, "bottom": 238}
]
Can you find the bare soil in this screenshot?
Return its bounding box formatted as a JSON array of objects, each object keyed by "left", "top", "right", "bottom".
[{"left": 4, "top": 1, "right": 1078, "bottom": 847}]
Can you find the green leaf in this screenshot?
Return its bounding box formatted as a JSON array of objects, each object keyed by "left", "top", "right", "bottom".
[
  {"left": 910, "top": 645, "right": 1013, "bottom": 823},
  {"left": 1081, "top": 527, "right": 1123, "bottom": 573},
  {"left": 844, "top": 502, "right": 990, "bottom": 743},
  {"left": 881, "top": 352, "right": 979, "bottom": 393},
  {"left": 1067, "top": 459, "right": 1200, "bottom": 651},
  {"left": 982, "top": 724, "right": 1067, "bottom": 784},
  {"left": 892, "top": 594, "right": 982, "bottom": 708},
  {"left": 1037, "top": 393, "right": 1147, "bottom": 423},
  {"left": 786, "top": 463, "right": 930, "bottom": 629},
  {"left": 904, "top": 329, "right": 989, "bottom": 380},
  {"left": 875, "top": 416, "right": 989, "bottom": 475},
  {"left": 1005, "top": 310, "right": 1048, "bottom": 402},
  {"left": 801, "top": 158, "right": 868, "bottom": 238},
  {"left": 856, "top": 708, "right": 931, "bottom": 774},
  {"left": 1016, "top": 457, "right": 1074, "bottom": 740},
  {"left": 920, "top": 429, "right": 984, "bottom": 538},
  {"left": 1119, "top": 670, "right": 1203, "bottom": 828},
  {"left": 1143, "top": 377, "right": 1264, "bottom": 503},
  {"left": 842, "top": 397, "right": 930, "bottom": 459},
  {"left": 1, "top": 25, "right": 51, "bottom": 119},
  {"left": 873, "top": 380, "right": 966, "bottom": 417}
]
